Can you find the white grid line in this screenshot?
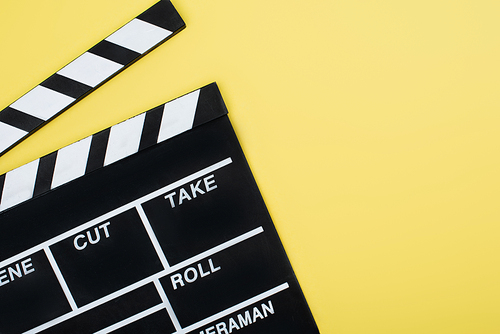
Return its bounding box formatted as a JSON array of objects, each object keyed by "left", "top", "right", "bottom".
[
  {"left": 154, "top": 279, "right": 185, "bottom": 333},
  {"left": 93, "top": 304, "right": 166, "bottom": 334},
  {"left": 136, "top": 204, "right": 170, "bottom": 269},
  {"left": 43, "top": 247, "right": 78, "bottom": 311}
]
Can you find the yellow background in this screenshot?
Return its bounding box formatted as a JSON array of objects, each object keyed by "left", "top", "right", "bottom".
[{"left": 1, "top": 1, "right": 500, "bottom": 332}]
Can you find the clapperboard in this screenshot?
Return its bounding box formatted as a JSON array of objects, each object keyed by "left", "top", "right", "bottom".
[{"left": 0, "top": 2, "right": 320, "bottom": 334}]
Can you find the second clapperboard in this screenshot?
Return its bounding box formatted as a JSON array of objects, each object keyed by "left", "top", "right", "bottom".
[{"left": 0, "top": 82, "right": 320, "bottom": 333}]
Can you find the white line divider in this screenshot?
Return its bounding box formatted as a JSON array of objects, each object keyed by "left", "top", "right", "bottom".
[
  {"left": 154, "top": 279, "right": 185, "bottom": 333},
  {"left": 167, "top": 226, "right": 264, "bottom": 277},
  {"left": 23, "top": 226, "right": 265, "bottom": 334},
  {"left": 1, "top": 157, "right": 233, "bottom": 270},
  {"left": 43, "top": 246, "right": 78, "bottom": 311},
  {"left": 93, "top": 304, "right": 166, "bottom": 334},
  {"left": 181, "top": 282, "right": 290, "bottom": 334},
  {"left": 136, "top": 204, "right": 171, "bottom": 269}
]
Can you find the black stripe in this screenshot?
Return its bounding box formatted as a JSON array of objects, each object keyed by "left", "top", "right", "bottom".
[
  {"left": 137, "top": 0, "right": 185, "bottom": 32},
  {"left": 40, "top": 74, "right": 92, "bottom": 99},
  {"left": 88, "top": 40, "right": 141, "bottom": 65},
  {"left": 192, "top": 82, "right": 229, "bottom": 128},
  {"left": 139, "top": 106, "right": 164, "bottom": 151},
  {"left": 0, "top": 173, "right": 5, "bottom": 204},
  {"left": 0, "top": 107, "right": 44, "bottom": 132},
  {"left": 86, "top": 128, "right": 111, "bottom": 174},
  {"left": 33, "top": 152, "right": 57, "bottom": 197}
]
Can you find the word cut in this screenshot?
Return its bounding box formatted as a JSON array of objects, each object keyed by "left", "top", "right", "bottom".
[
  {"left": 164, "top": 174, "right": 217, "bottom": 208},
  {"left": 170, "top": 258, "right": 221, "bottom": 290},
  {"left": 0, "top": 258, "right": 35, "bottom": 287},
  {"left": 199, "top": 300, "right": 275, "bottom": 334},
  {"left": 74, "top": 222, "right": 111, "bottom": 250}
]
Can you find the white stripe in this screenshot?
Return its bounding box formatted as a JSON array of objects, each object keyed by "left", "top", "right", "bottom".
[
  {"left": 158, "top": 89, "right": 200, "bottom": 143},
  {"left": 93, "top": 304, "right": 165, "bottom": 334},
  {"left": 51, "top": 137, "right": 92, "bottom": 189},
  {"left": 136, "top": 205, "right": 170, "bottom": 269},
  {"left": 57, "top": 52, "right": 123, "bottom": 88},
  {"left": 44, "top": 247, "right": 78, "bottom": 311},
  {"left": 105, "top": 18, "right": 172, "bottom": 54},
  {"left": 154, "top": 280, "right": 184, "bottom": 333},
  {"left": 22, "top": 225, "right": 261, "bottom": 334},
  {"left": 0, "top": 122, "right": 27, "bottom": 153},
  {"left": 181, "top": 283, "right": 290, "bottom": 333},
  {"left": 10, "top": 86, "right": 75, "bottom": 121},
  {"left": 104, "top": 113, "right": 146, "bottom": 166},
  {"left": 0, "top": 159, "right": 39, "bottom": 211},
  {"left": 0, "top": 158, "right": 233, "bottom": 267}
]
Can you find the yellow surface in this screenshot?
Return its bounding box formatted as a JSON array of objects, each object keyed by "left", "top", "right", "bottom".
[{"left": 1, "top": 1, "right": 500, "bottom": 332}]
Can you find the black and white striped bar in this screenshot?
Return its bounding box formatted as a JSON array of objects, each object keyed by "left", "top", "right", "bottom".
[
  {"left": 0, "top": 0, "right": 185, "bottom": 157},
  {"left": 0, "top": 83, "right": 225, "bottom": 213}
]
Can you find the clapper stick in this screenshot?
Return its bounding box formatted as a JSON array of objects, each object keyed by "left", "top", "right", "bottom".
[{"left": 0, "top": 0, "right": 185, "bottom": 157}]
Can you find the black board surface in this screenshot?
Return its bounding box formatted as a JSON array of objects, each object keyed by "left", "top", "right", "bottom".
[{"left": 0, "top": 83, "right": 319, "bottom": 334}]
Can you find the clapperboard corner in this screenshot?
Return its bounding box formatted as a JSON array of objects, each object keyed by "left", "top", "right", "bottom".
[
  {"left": 0, "top": 82, "right": 227, "bottom": 215},
  {"left": 0, "top": 0, "right": 185, "bottom": 157}
]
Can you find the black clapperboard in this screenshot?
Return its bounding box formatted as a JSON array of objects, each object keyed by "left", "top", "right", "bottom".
[{"left": 0, "top": 2, "right": 320, "bottom": 334}]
